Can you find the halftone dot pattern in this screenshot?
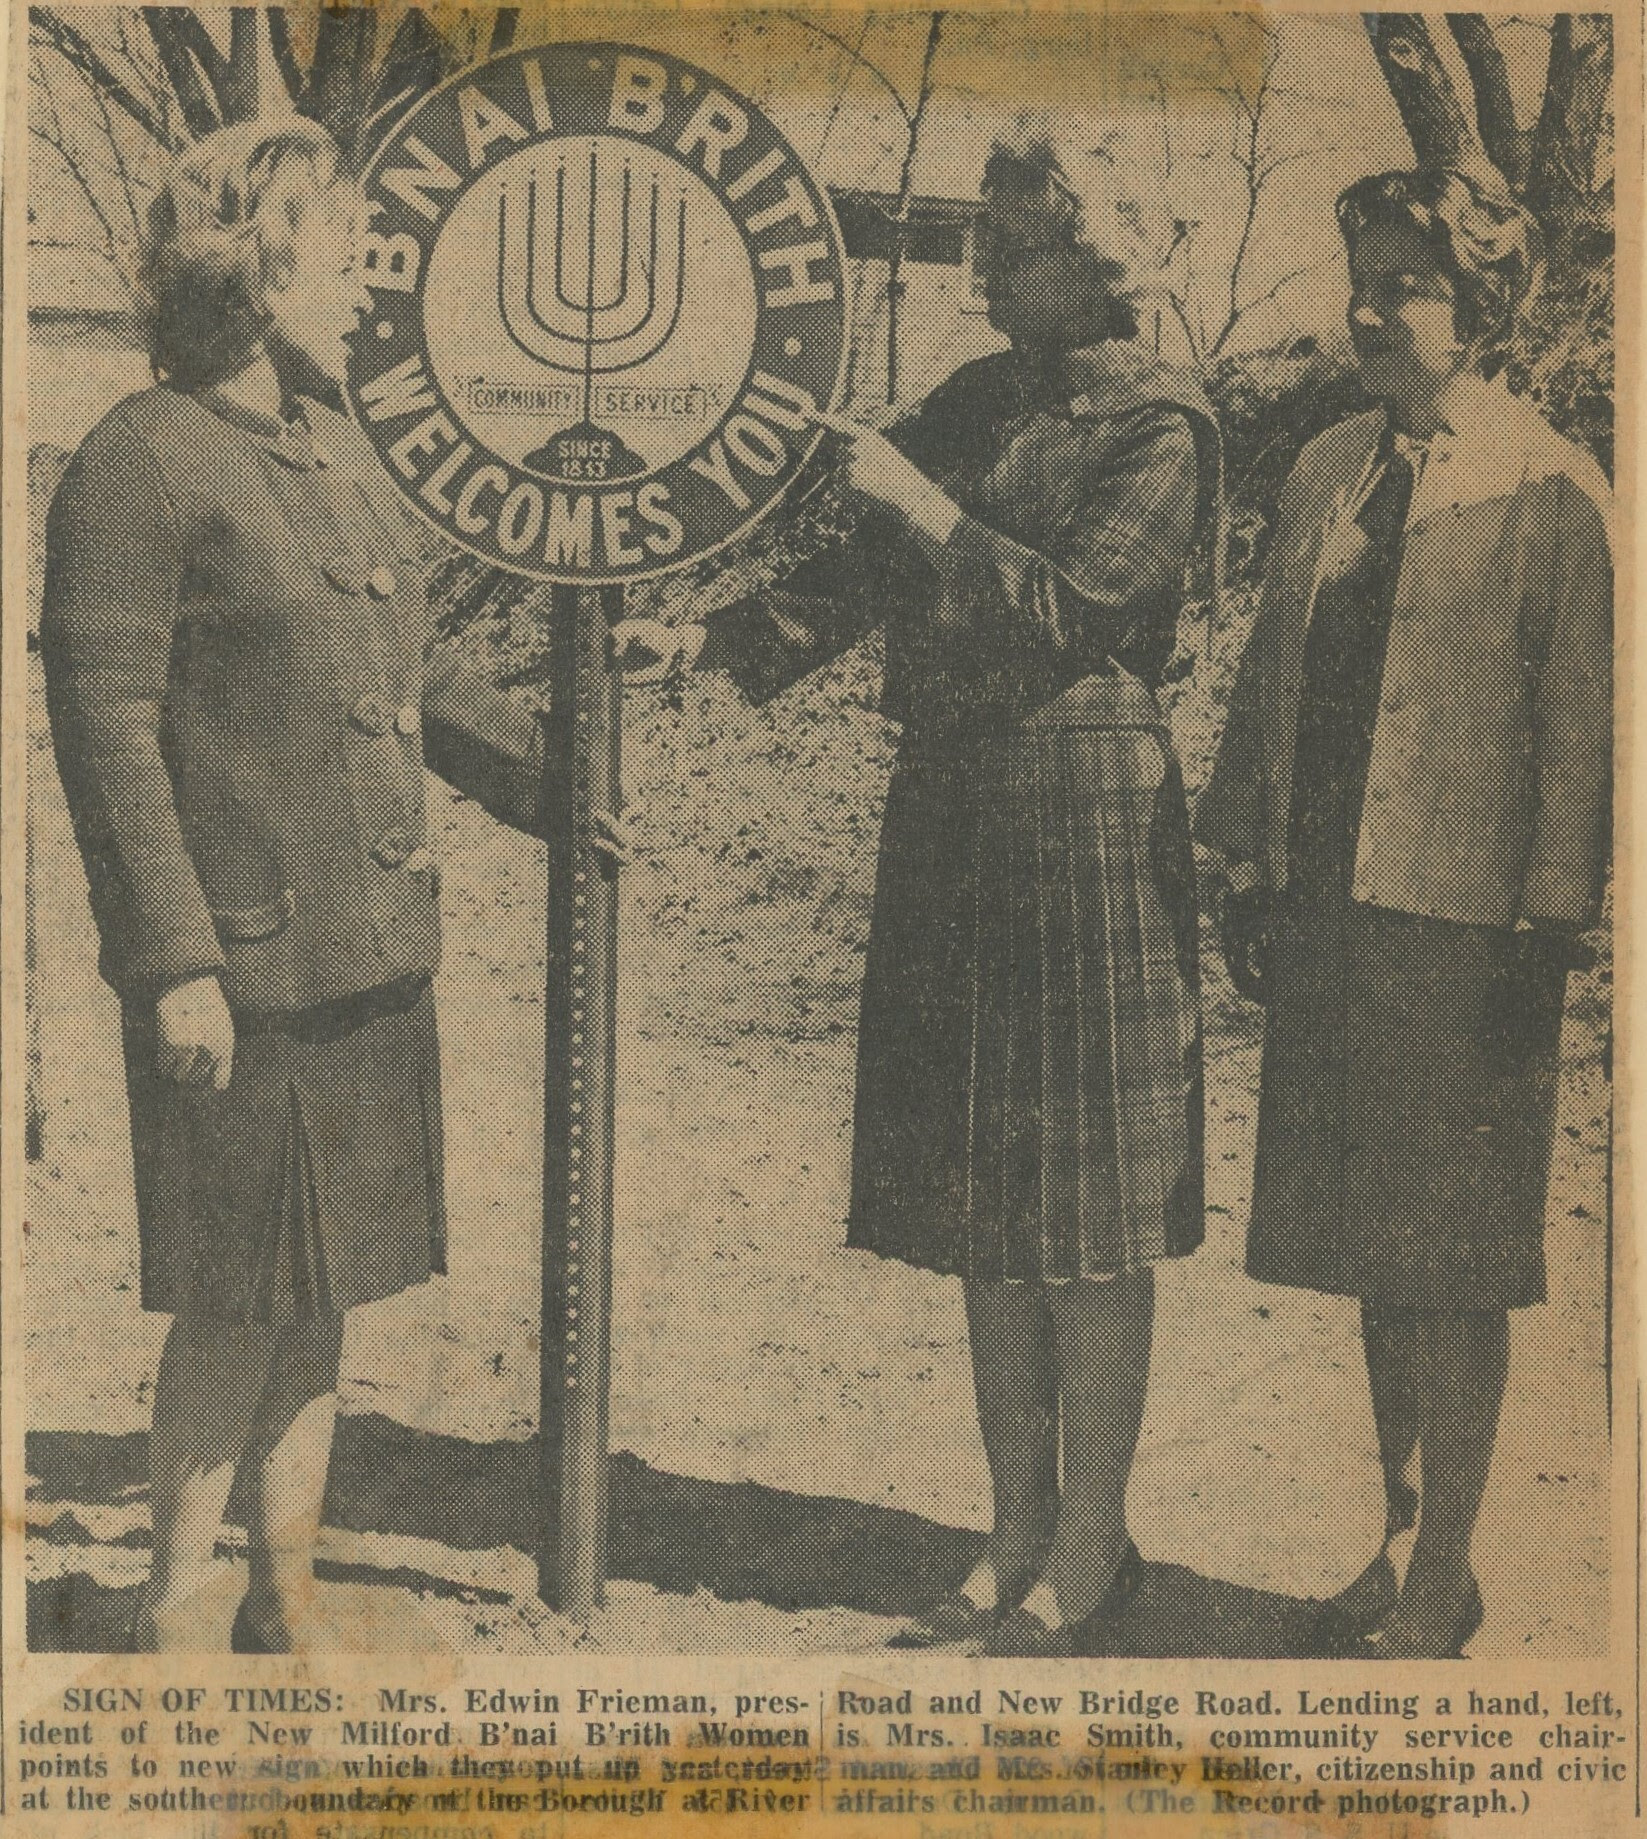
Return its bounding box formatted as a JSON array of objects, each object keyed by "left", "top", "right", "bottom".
[
  {"left": 26, "top": 359, "right": 1612, "bottom": 1657},
  {"left": 21, "top": 67, "right": 1611, "bottom": 1666}
]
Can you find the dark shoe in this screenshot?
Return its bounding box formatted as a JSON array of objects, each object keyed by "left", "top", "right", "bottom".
[
  {"left": 1319, "top": 1550, "right": 1399, "bottom": 1651},
  {"left": 1065, "top": 1537, "right": 1145, "bottom": 1656},
  {"left": 983, "top": 1539, "right": 1144, "bottom": 1659},
  {"left": 889, "top": 1554, "right": 1039, "bottom": 1650},
  {"left": 984, "top": 1601, "right": 1074, "bottom": 1658},
  {"left": 1354, "top": 1575, "right": 1484, "bottom": 1660},
  {"left": 1317, "top": 1479, "right": 1418, "bottom": 1651},
  {"left": 230, "top": 1595, "right": 289, "bottom": 1655}
]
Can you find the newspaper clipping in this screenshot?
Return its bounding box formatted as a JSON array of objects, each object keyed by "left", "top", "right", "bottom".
[{"left": 3, "top": 3, "right": 1637, "bottom": 1835}]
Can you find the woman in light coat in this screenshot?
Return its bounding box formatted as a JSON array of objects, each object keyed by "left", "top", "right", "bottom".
[{"left": 1197, "top": 167, "right": 1611, "bottom": 1657}]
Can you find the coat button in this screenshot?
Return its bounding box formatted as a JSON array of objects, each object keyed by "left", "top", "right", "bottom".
[
  {"left": 366, "top": 566, "right": 398, "bottom": 599},
  {"left": 373, "top": 828, "right": 413, "bottom": 867},
  {"left": 394, "top": 704, "right": 422, "bottom": 736},
  {"left": 350, "top": 693, "right": 392, "bottom": 735}
]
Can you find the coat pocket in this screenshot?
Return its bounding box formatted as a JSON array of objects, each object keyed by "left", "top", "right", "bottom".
[{"left": 211, "top": 888, "right": 296, "bottom": 944}]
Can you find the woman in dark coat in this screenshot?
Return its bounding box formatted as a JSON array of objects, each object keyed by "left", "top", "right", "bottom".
[
  {"left": 618, "top": 135, "right": 1220, "bottom": 1654},
  {"left": 40, "top": 120, "right": 627, "bottom": 1652},
  {"left": 1197, "top": 168, "right": 1611, "bottom": 1657}
]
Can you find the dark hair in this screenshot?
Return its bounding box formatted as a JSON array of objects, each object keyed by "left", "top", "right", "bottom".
[
  {"left": 1335, "top": 166, "right": 1543, "bottom": 350},
  {"left": 980, "top": 134, "right": 1139, "bottom": 343},
  {"left": 140, "top": 119, "right": 348, "bottom": 390}
]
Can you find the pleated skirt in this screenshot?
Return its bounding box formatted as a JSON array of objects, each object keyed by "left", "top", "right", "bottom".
[
  {"left": 846, "top": 677, "right": 1205, "bottom": 1280},
  {"left": 122, "top": 974, "right": 447, "bottom": 1325}
]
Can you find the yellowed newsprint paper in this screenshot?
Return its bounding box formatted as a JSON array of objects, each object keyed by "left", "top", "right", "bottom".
[{"left": 2, "top": 3, "right": 1639, "bottom": 1836}]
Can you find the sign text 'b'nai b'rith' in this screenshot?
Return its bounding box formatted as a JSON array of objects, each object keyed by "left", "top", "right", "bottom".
[{"left": 346, "top": 42, "right": 849, "bottom": 584}]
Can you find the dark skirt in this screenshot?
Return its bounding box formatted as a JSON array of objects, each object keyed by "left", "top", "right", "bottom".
[
  {"left": 846, "top": 674, "right": 1204, "bottom": 1280},
  {"left": 1248, "top": 900, "right": 1566, "bottom": 1309},
  {"left": 123, "top": 974, "right": 447, "bottom": 1325}
]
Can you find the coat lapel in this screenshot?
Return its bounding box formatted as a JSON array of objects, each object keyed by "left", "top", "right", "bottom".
[{"left": 1257, "top": 410, "right": 1384, "bottom": 882}]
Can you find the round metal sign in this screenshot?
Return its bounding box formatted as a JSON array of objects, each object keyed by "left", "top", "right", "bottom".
[{"left": 346, "top": 43, "right": 849, "bottom": 583}]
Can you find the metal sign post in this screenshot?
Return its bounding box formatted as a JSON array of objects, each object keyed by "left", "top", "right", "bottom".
[
  {"left": 346, "top": 40, "right": 846, "bottom": 1620},
  {"left": 537, "top": 581, "right": 624, "bottom": 1616}
]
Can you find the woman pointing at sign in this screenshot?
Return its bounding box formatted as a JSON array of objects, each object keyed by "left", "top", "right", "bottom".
[
  {"left": 617, "top": 132, "right": 1220, "bottom": 1656},
  {"left": 41, "top": 120, "right": 630, "bottom": 1653}
]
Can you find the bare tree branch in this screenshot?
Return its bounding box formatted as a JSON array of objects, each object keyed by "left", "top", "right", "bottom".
[
  {"left": 86, "top": 60, "right": 146, "bottom": 247},
  {"left": 29, "top": 46, "right": 135, "bottom": 287},
  {"left": 32, "top": 8, "right": 181, "bottom": 149},
  {"left": 884, "top": 11, "right": 945, "bottom": 401},
  {"left": 782, "top": 10, "right": 943, "bottom": 401},
  {"left": 141, "top": 6, "right": 261, "bottom": 136},
  {"left": 780, "top": 11, "right": 914, "bottom": 131},
  {"left": 1204, "top": 20, "right": 1285, "bottom": 361},
  {"left": 1143, "top": 24, "right": 1301, "bottom": 366},
  {"left": 1214, "top": 256, "right": 1334, "bottom": 353},
  {"left": 1165, "top": 290, "right": 1200, "bottom": 362},
  {"left": 812, "top": 13, "right": 874, "bottom": 168}
]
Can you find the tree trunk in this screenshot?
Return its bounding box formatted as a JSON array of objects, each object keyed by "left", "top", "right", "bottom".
[
  {"left": 1527, "top": 14, "right": 1613, "bottom": 253},
  {"left": 1446, "top": 15, "right": 1530, "bottom": 190},
  {"left": 140, "top": 7, "right": 519, "bottom": 161},
  {"left": 141, "top": 6, "right": 262, "bottom": 137},
  {"left": 269, "top": 6, "right": 380, "bottom": 160},
  {"left": 1361, "top": 14, "right": 1492, "bottom": 178}
]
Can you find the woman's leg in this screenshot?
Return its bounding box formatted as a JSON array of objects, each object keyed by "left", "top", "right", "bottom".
[
  {"left": 1396, "top": 1308, "right": 1509, "bottom": 1624},
  {"left": 1361, "top": 1301, "right": 1422, "bottom": 1533},
  {"left": 138, "top": 1315, "right": 279, "bottom": 1650},
  {"left": 239, "top": 1312, "right": 345, "bottom": 1649},
  {"left": 1321, "top": 1302, "right": 1423, "bottom": 1641},
  {"left": 1033, "top": 1268, "right": 1154, "bottom": 1621},
  {"left": 957, "top": 1280, "right": 1060, "bottom": 1603}
]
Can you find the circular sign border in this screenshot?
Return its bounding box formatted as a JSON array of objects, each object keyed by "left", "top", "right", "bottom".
[{"left": 347, "top": 40, "right": 850, "bottom": 587}]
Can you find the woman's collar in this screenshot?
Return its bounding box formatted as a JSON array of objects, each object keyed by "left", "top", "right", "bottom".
[
  {"left": 192, "top": 381, "right": 325, "bottom": 469},
  {"left": 1388, "top": 368, "right": 1503, "bottom": 446}
]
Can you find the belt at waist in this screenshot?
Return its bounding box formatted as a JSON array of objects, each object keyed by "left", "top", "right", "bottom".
[
  {"left": 1022, "top": 667, "right": 1166, "bottom": 731},
  {"left": 900, "top": 668, "right": 1167, "bottom": 756}
]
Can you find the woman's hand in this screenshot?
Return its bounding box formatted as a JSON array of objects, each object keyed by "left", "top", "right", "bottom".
[
  {"left": 811, "top": 410, "right": 961, "bottom": 547},
  {"left": 1514, "top": 916, "right": 1598, "bottom": 974},
  {"left": 610, "top": 619, "right": 706, "bottom": 684},
  {"left": 155, "top": 974, "right": 235, "bottom": 1089},
  {"left": 592, "top": 810, "right": 635, "bottom": 867},
  {"left": 1217, "top": 879, "right": 1275, "bottom": 1006}
]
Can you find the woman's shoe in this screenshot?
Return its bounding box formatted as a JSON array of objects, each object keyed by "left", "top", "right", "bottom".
[
  {"left": 230, "top": 1594, "right": 290, "bottom": 1655},
  {"left": 1319, "top": 1550, "right": 1399, "bottom": 1650},
  {"left": 889, "top": 1553, "right": 1040, "bottom": 1649},
  {"left": 982, "top": 1539, "right": 1144, "bottom": 1659},
  {"left": 983, "top": 1600, "right": 1075, "bottom": 1658},
  {"left": 1354, "top": 1574, "right": 1484, "bottom": 1659},
  {"left": 1316, "top": 1477, "right": 1419, "bottom": 1651}
]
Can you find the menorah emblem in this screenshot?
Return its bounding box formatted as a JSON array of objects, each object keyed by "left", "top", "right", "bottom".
[{"left": 497, "top": 148, "right": 690, "bottom": 479}]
